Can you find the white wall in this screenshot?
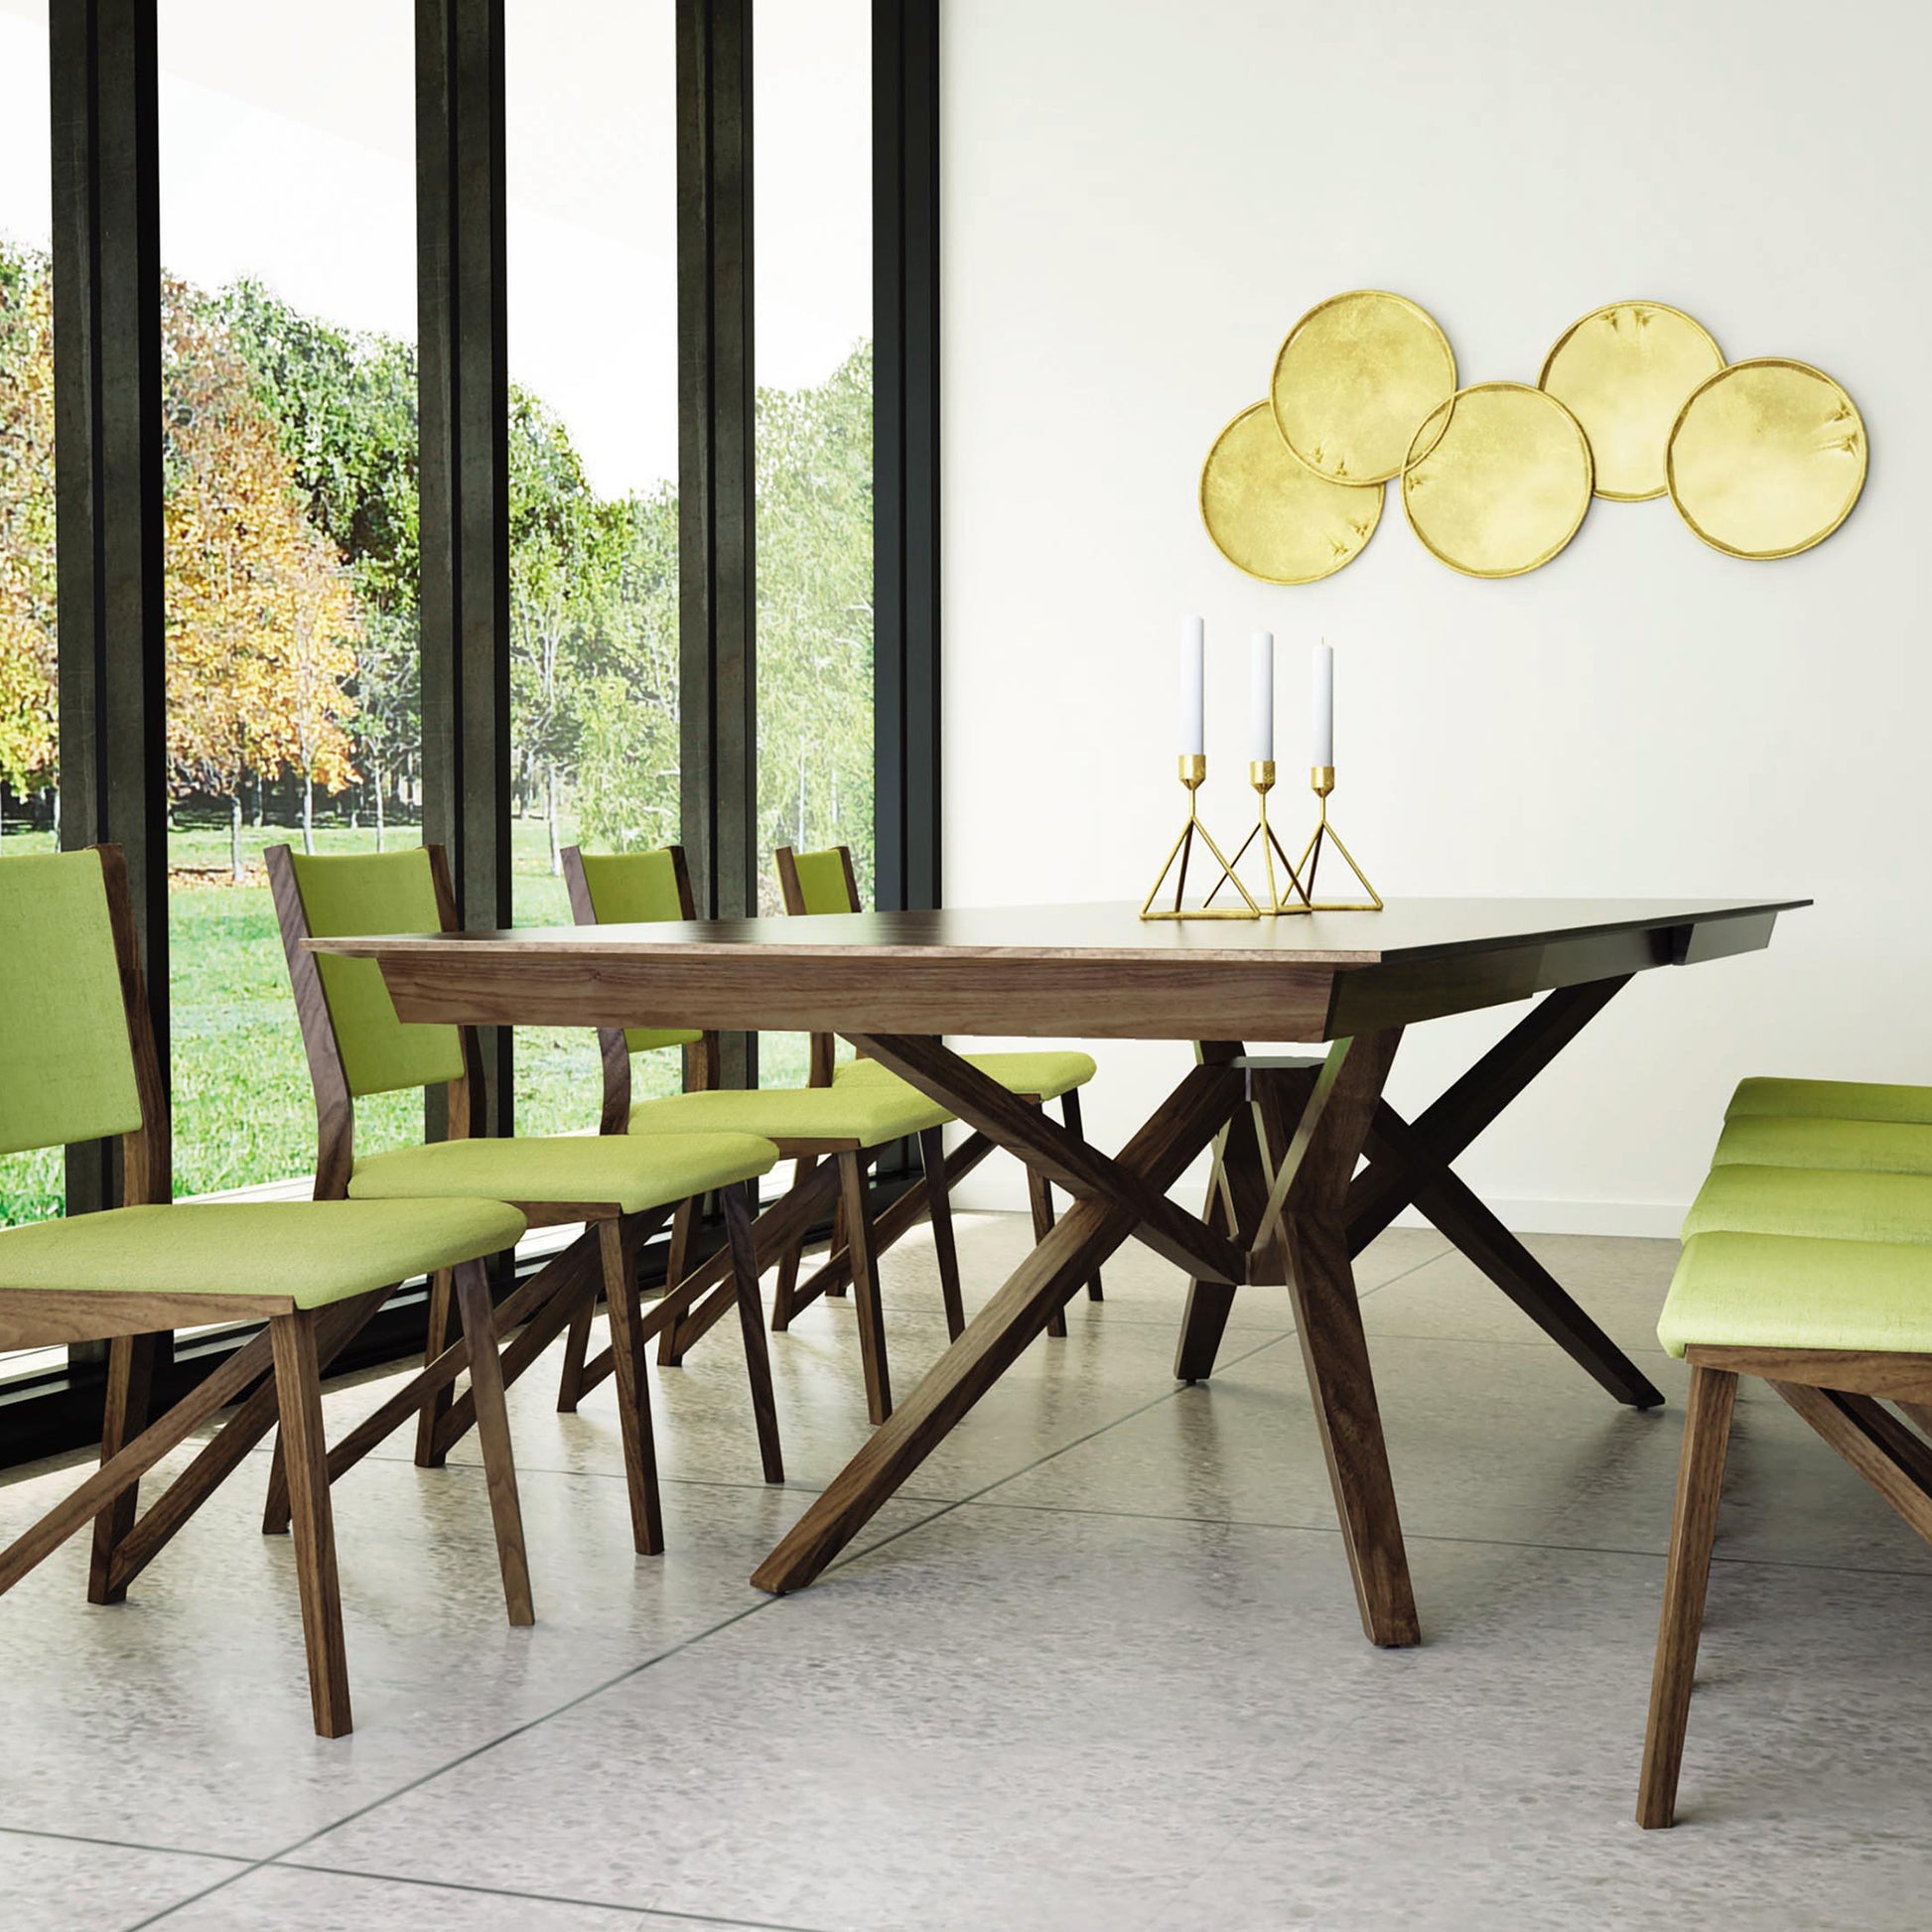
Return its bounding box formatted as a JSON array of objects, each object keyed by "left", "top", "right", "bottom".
[{"left": 940, "top": 0, "right": 1930, "bottom": 1232}]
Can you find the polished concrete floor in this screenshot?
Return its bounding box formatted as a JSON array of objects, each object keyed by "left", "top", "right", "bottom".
[{"left": 4, "top": 1212, "right": 1931, "bottom": 1930}]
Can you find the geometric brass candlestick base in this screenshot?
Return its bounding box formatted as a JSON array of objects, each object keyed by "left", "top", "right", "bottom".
[
  {"left": 1294, "top": 765, "right": 1383, "bottom": 911},
  {"left": 1139, "top": 756, "right": 1263, "bottom": 920},
  {"left": 1209, "top": 760, "right": 1314, "bottom": 915}
]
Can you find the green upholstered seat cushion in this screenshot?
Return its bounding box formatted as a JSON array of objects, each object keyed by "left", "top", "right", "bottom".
[
  {"left": 627, "top": 1083, "right": 949, "bottom": 1147},
  {"left": 0, "top": 851, "right": 145, "bottom": 1156},
  {"left": 1659, "top": 1231, "right": 1932, "bottom": 1358},
  {"left": 571, "top": 849, "right": 706, "bottom": 1055},
  {"left": 1682, "top": 1165, "right": 1932, "bottom": 1247},
  {"left": 835, "top": 1049, "right": 1097, "bottom": 1104},
  {"left": 1727, "top": 1077, "right": 1932, "bottom": 1126},
  {"left": 0, "top": 1198, "right": 526, "bottom": 1308},
  {"left": 348, "top": 1132, "right": 778, "bottom": 1213},
  {"left": 287, "top": 849, "right": 468, "bottom": 1098},
  {"left": 1714, "top": 1115, "right": 1932, "bottom": 1177}
]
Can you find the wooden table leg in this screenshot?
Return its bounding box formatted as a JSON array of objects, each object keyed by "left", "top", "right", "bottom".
[
  {"left": 1263, "top": 1032, "right": 1421, "bottom": 1647},
  {"left": 751, "top": 1061, "right": 1243, "bottom": 1595}
]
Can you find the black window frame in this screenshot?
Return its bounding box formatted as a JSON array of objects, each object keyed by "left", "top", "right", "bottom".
[{"left": 0, "top": 0, "right": 941, "bottom": 1469}]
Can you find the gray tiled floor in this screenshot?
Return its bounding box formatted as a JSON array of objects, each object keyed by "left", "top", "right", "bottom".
[{"left": 4, "top": 1213, "right": 1931, "bottom": 1929}]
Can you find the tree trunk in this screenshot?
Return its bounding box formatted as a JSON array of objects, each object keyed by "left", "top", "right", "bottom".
[
  {"left": 373, "top": 761, "right": 387, "bottom": 853},
  {"left": 251, "top": 771, "right": 265, "bottom": 828},
  {"left": 546, "top": 762, "right": 562, "bottom": 876},
  {"left": 302, "top": 776, "right": 316, "bottom": 855},
  {"left": 229, "top": 792, "right": 244, "bottom": 885},
  {"left": 51, "top": 785, "right": 60, "bottom": 840}
]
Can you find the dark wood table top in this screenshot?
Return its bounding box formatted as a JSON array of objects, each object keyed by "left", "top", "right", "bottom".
[{"left": 310, "top": 896, "right": 1808, "bottom": 1041}]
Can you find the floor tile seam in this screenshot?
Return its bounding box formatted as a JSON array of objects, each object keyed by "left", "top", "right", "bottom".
[
  {"left": 0, "top": 1821, "right": 252, "bottom": 1866},
  {"left": 262, "top": 1860, "right": 844, "bottom": 1932}
]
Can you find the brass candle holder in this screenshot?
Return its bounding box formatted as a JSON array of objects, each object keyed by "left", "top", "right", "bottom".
[
  {"left": 1294, "top": 764, "right": 1383, "bottom": 911},
  {"left": 1208, "top": 760, "right": 1313, "bottom": 915},
  {"left": 1139, "top": 756, "right": 1261, "bottom": 921}
]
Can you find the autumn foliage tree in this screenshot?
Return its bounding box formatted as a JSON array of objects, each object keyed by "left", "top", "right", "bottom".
[{"left": 0, "top": 248, "right": 58, "bottom": 803}]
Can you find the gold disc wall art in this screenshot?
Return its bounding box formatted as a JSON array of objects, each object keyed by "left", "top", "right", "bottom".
[
  {"left": 1401, "top": 382, "right": 1594, "bottom": 578},
  {"left": 1270, "top": 291, "right": 1456, "bottom": 485},
  {"left": 1198, "top": 402, "right": 1383, "bottom": 585},
  {"left": 1666, "top": 358, "right": 1866, "bottom": 560},
  {"left": 1538, "top": 302, "right": 1724, "bottom": 501}
]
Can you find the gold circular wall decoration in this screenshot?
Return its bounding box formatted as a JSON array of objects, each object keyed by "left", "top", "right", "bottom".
[
  {"left": 1199, "top": 402, "right": 1383, "bottom": 585},
  {"left": 1666, "top": 358, "right": 1866, "bottom": 560},
  {"left": 1538, "top": 301, "right": 1724, "bottom": 501},
  {"left": 1270, "top": 290, "right": 1456, "bottom": 485},
  {"left": 1400, "top": 382, "right": 1594, "bottom": 578}
]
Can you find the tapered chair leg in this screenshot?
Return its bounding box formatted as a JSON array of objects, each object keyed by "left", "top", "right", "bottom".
[
  {"left": 839, "top": 1150, "right": 892, "bottom": 1424},
  {"left": 269, "top": 1311, "right": 353, "bottom": 1738},
  {"left": 1061, "top": 1089, "right": 1103, "bottom": 1303},
  {"left": 602, "top": 1217, "right": 665, "bottom": 1555},
  {"left": 556, "top": 1295, "right": 597, "bottom": 1413},
  {"left": 453, "top": 1259, "right": 534, "bottom": 1626},
  {"left": 771, "top": 1155, "right": 818, "bottom": 1332},
  {"left": 724, "top": 1185, "right": 785, "bottom": 1482},
  {"left": 826, "top": 1179, "right": 850, "bottom": 1297},
  {"left": 1027, "top": 1110, "right": 1067, "bottom": 1340},
  {"left": 1638, "top": 1363, "right": 1738, "bottom": 1829},
  {"left": 921, "top": 1127, "right": 965, "bottom": 1341},
  {"left": 87, "top": 1330, "right": 161, "bottom": 1605},
  {"left": 657, "top": 1195, "right": 702, "bottom": 1364},
  {"left": 415, "top": 1267, "right": 459, "bottom": 1466}
]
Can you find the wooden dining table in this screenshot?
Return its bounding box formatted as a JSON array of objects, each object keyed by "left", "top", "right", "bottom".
[{"left": 312, "top": 893, "right": 1805, "bottom": 1645}]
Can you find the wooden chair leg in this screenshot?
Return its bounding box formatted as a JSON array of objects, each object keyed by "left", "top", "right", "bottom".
[
  {"left": 826, "top": 1180, "right": 850, "bottom": 1297},
  {"left": 657, "top": 1194, "right": 701, "bottom": 1364},
  {"left": 415, "top": 1267, "right": 459, "bottom": 1466},
  {"left": 921, "top": 1128, "right": 965, "bottom": 1341},
  {"left": 602, "top": 1217, "right": 665, "bottom": 1555},
  {"left": 770, "top": 1156, "right": 818, "bottom": 1331},
  {"left": 1638, "top": 1362, "right": 1738, "bottom": 1829},
  {"left": 556, "top": 1295, "right": 597, "bottom": 1414},
  {"left": 839, "top": 1149, "right": 892, "bottom": 1424},
  {"left": 87, "top": 1330, "right": 161, "bottom": 1605},
  {"left": 724, "top": 1185, "right": 784, "bottom": 1482},
  {"left": 1026, "top": 1110, "right": 1066, "bottom": 1340},
  {"left": 269, "top": 1311, "right": 352, "bottom": 1739},
  {"left": 1061, "top": 1088, "right": 1103, "bottom": 1303},
  {"left": 451, "top": 1259, "right": 534, "bottom": 1625}
]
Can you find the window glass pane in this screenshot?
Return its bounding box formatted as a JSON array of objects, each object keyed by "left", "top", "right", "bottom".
[
  {"left": 158, "top": 2, "right": 421, "bottom": 1197},
  {"left": 506, "top": 0, "right": 682, "bottom": 1135},
  {"left": 755, "top": 0, "right": 873, "bottom": 1090},
  {"left": 0, "top": 0, "right": 62, "bottom": 1259}
]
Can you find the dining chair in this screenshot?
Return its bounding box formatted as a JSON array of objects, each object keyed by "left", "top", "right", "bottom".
[
  {"left": 0, "top": 846, "right": 529, "bottom": 1736},
  {"left": 772, "top": 842, "right": 1104, "bottom": 1335},
  {"left": 556, "top": 843, "right": 953, "bottom": 1427},
  {"left": 267, "top": 842, "right": 786, "bottom": 1557},
  {"left": 1637, "top": 1073, "right": 1932, "bottom": 1825}
]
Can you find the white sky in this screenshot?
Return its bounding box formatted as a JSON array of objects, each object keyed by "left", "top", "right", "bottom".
[{"left": 0, "top": 0, "right": 870, "bottom": 498}]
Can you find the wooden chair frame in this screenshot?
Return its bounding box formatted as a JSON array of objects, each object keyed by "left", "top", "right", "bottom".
[
  {"left": 770, "top": 841, "right": 1103, "bottom": 1341},
  {"left": 1638, "top": 1342, "right": 1932, "bottom": 1827},
  {"left": 267, "top": 842, "right": 782, "bottom": 1555},
  {"left": 555, "top": 843, "right": 963, "bottom": 1426},
  {"left": 0, "top": 847, "right": 531, "bottom": 1737}
]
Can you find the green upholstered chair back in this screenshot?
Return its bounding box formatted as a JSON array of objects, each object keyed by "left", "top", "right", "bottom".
[
  {"left": 781, "top": 846, "right": 860, "bottom": 917},
  {"left": 570, "top": 848, "right": 705, "bottom": 1058},
  {"left": 285, "top": 849, "right": 469, "bottom": 1099},
  {"left": 0, "top": 850, "right": 145, "bottom": 1156}
]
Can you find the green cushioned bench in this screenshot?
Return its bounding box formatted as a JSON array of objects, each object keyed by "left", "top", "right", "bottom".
[{"left": 1639, "top": 1074, "right": 1932, "bottom": 1830}]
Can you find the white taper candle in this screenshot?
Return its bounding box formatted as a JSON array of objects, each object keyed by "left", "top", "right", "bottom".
[
  {"left": 1250, "top": 630, "right": 1274, "bottom": 763},
  {"left": 1180, "top": 616, "right": 1205, "bottom": 759},
  {"left": 1311, "top": 639, "right": 1334, "bottom": 767}
]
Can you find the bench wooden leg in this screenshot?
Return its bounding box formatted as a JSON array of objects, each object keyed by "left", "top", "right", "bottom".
[{"left": 1638, "top": 1362, "right": 1737, "bottom": 1828}]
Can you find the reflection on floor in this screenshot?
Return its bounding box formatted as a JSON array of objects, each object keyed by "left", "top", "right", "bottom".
[{"left": 3, "top": 1213, "right": 1931, "bottom": 1929}]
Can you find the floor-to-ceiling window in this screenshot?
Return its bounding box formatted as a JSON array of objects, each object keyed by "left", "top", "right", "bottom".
[
  {"left": 0, "top": 0, "right": 60, "bottom": 1387},
  {"left": 506, "top": 0, "right": 683, "bottom": 1137},
  {"left": 755, "top": 0, "right": 873, "bottom": 1089},
  {"left": 157, "top": 1, "right": 423, "bottom": 1194}
]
